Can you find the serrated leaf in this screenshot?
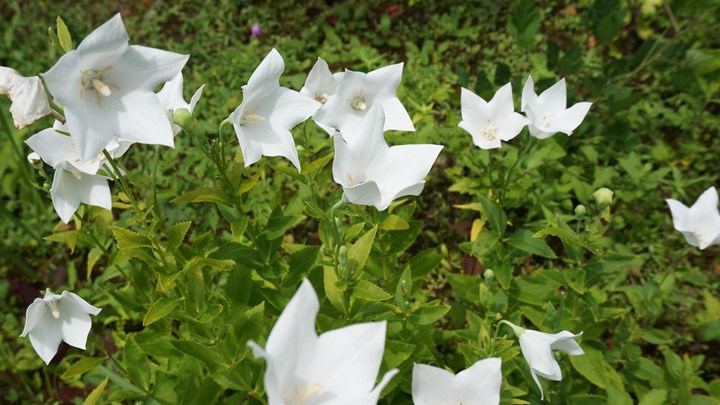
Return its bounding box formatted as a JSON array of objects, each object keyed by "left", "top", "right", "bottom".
[
  {"left": 62, "top": 357, "right": 106, "bottom": 380},
  {"left": 324, "top": 266, "right": 346, "bottom": 313},
  {"left": 166, "top": 221, "right": 191, "bottom": 252},
  {"left": 506, "top": 230, "right": 557, "bottom": 258},
  {"left": 171, "top": 187, "right": 232, "bottom": 206},
  {"left": 83, "top": 377, "right": 108, "bottom": 405},
  {"left": 353, "top": 280, "right": 392, "bottom": 301},
  {"left": 110, "top": 227, "right": 152, "bottom": 249},
  {"left": 411, "top": 301, "right": 450, "bottom": 325},
  {"left": 143, "top": 297, "right": 181, "bottom": 326},
  {"left": 56, "top": 16, "right": 73, "bottom": 52},
  {"left": 347, "top": 226, "right": 377, "bottom": 278}
]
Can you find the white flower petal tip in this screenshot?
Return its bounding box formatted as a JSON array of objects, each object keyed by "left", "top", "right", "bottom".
[
  {"left": 316, "top": 62, "right": 414, "bottom": 138},
  {"left": 666, "top": 186, "right": 720, "bottom": 250},
  {"left": 516, "top": 327, "right": 584, "bottom": 400},
  {"left": 521, "top": 76, "right": 591, "bottom": 140},
  {"left": 249, "top": 278, "right": 396, "bottom": 404},
  {"left": 157, "top": 72, "right": 205, "bottom": 135},
  {"left": 41, "top": 13, "right": 188, "bottom": 161},
  {"left": 412, "top": 357, "right": 502, "bottom": 405},
  {"left": 332, "top": 104, "right": 442, "bottom": 211},
  {"left": 21, "top": 289, "right": 101, "bottom": 365},
  {"left": 229, "top": 49, "right": 321, "bottom": 172},
  {"left": 0, "top": 66, "right": 52, "bottom": 129},
  {"left": 459, "top": 84, "right": 528, "bottom": 150}
]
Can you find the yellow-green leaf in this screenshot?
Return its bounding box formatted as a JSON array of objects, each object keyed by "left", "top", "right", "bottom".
[
  {"left": 56, "top": 16, "right": 73, "bottom": 52},
  {"left": 83, "top": 377, "right": 108, "bottom": 405},
  {"left": 62, "top": 357, "right": 106, "bottom": 380},
  {"left": 143, "top": 298, "right": 181, "bottom": 326}
]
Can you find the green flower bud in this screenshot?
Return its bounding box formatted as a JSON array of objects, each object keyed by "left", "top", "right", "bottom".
[
  {"left": 484, "top": 269, "right": 494, "bottom": 280},
  {"left": 173, "top": 108, "right": 195, "bottom": 132},
  {"left": 593, "top": 187, "right": 614, "bottom": 206},
  {"left": 338, "top": 245, "right": 348, "bottom": 266},
  {"left": 574, "top": 204, "right": 587, "bottom": 217}
]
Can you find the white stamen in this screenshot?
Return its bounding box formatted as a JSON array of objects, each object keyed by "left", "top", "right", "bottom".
[
  {"left": 315, "top": 93, "right": 329, "bottom": 104},
  {"left": 481, "top": 120, "right": 498, "bottom": 141},
  {"left": 284, "top": 382, "right": 323, "bottom": 405},
  {"left": 80, "top": 66, "right": 117, "bottom": 105},
  {"left": 47, "top": 300, "right": 60, "bottom": 318}
]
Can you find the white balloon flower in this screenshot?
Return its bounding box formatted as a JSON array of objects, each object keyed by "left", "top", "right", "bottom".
[
  {"left": 247, "top": 279, "right": 398, "bottom": 405},
  {"left": 521, "top": 76, "right": 591, "bottom": 140},
  {"left": 300, "top": 57, "right": 344, "bottom": 135},
  {"left": 459, "top": 83, "right": 528, "bottom": 150},
  {"left": 318, "top": 62, "right": 414, "bottom": 140},
  {"left": 0, "top": 66, "right": 51, "bottom": 129},
  {"left": 229, "top": 48, "right": 321, "bottom": 172},
  {"left": 41, "top": 13, "right": 188, "bottom": 161},
  {"left": 412, "top": 358, "right": 503, "bottom": 405},
  {"left": 157, "top": 72, "right": 204, "bottom": 135},
  {"left": 667, "top": 186, "right": 720, "bottom": 250},
  {"left": 20, "top": 289, "right": 102, "bottom": 365},
  {"left": 332, "top": 104, "right": 442, "bottom": 211}
]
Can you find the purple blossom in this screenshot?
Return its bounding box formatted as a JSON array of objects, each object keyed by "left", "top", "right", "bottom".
[{"left": 251, "top": 23, "right": 263, "bottom": 37}]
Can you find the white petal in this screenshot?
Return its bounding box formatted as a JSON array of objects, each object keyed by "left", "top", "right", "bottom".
[
  {"left": 455, "top": 357, "right": 502, "bottom": 405},
  {"left": 270, "top": 88, "right": 321, "bottom": 132},
  {"left": 65, "top": 291, "right": 102, "bottom": 316},
  {"left": 302, "top": 57, "right": 337, "bottom": 99},
  {"left": 552, "top": 102, "right": 592, "bottom": 134},
  {"left": 20, "top": 300, "right": 48, "bottom": 337},
  {"left": 303, "top": 321, "right": 388, "bottom": 396},
  {"left": 379, "top": 97, "right": 414, "bottom": 132},
  {"left": 157, "top": 73, "right": 186, "bottom": 110},
  {"left": 27, "top": 309, "right": 63, "bottom": 365},
  {"left": 245, "top": 48, "right": 283, "bottom": 98},
  {"left": 691, "top": 186, "right": 719, "bottom": 217},
  {"left": 59, "top": 299, "right": 94, "bottom": 349},
  {"left": 460, "top": 87, "right": 489, "bottom": 130},
  {"left": 233, "top": 118, "right": 301, "bottom": 171},
  {"left": 519, "top": 330, "right": 563, "bottom": 380},
  {"left": 538, "top": 78, "right": 567, "bottom": 114},
  {"left": 76, "top": 14, "right": 129, "bottom": 54},
  {"left": 25, "top": 128, "right": 79, "bottom": 169},
  {"left": 63, "top": 95, "right": 120, "bottom": 161},
  {"left": 550, "top": 332, "right": 584, "bottom": 355},
  {"left": 497, "top": 112, "right": 529, "bottom": 142},
  {"left": 488, "top": 82, "right": 515, "bottom": 119},
  {"left": 412, "top": 363, "right": 457, "bottom": 405},
  {"left": 0, "top": 67, "right": 51, "bottom": 129},
  {"left": 521, "top": 75, "right": 538, "bottom": 112},
  {"left": 367, "top": 62, "right": 403, "bottom": 98},
  {"left": 108, "top": 45, "right": 189, "bottom": 93},
  {"left": 343, "top": 181, "right": 384, "bottom": 208},
  {"left": 371, "top": 144, "right": 443, "bottom": 210},
  {"left": 116, "top": 91, "right": 175, "bottom": 148},
  {"left": 51, "top": 169, "right": 82, "bottom": 223},
  {"left": 189, "top": 84, "right": 205, "bottom": 113}
]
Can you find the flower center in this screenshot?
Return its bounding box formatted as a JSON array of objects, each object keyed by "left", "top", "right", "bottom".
[
  {"left": 46, "top": 300, "right": 61, "bottom": 319},
  {"left": 541, "top": 112, "right": 551, "bottom": 128},
  {"left": 240, "top": 108, "right": 265, "bottom": 125},
  {"left": 481, "top": 121, "right": 498, "bottom": 141},
  {"left": 80, "top": 66, "right": 118, "bottom": 105},
  {"left": 350, "top": 91, "right": 367, "bottom": 111},
  {"left": 315, "top": 92, "right": 329, "bottom": 104},
  {"left": 695, "top": 227, "right": 712, "bottom": 247},
  {"left": 283, "top": 382, "right": 323, "bottom": 405}
]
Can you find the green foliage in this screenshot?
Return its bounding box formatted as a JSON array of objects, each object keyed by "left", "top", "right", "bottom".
[{"left": 0, "top": 0, "right": 719, "bottom": 403}]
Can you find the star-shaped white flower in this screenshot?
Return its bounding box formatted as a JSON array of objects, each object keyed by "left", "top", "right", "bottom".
[
  {"left": 229, "top": 48, "right": 321, "bottom": 172},
  {"left": 41, "top": 13, "right": 188, "bottom": 161},
  {"left": 412, "top": 358, "right": 502, "bottom": 405},
  {"left": 504, "top": 322, "right": 583, "bottom": 400},
  {"left": 300, "top": 57, "right": 345, "bottom": 135},
  {"left": 248, "top": 279, "right": 398, "bottom": 405},
  {"left": 667, "top": 186, "right": 720, "bottom": 250},
  {"left": 26, "top": 121, "right": 129, "bottom": 223},
  {"left": 157, "top": 72, "right": 204, "bottom": 135},
  {"left": 0, "top": 66, "right": 51, "bottom": 129},
  {"left": 20, "top": 289, "right": 101, "bottom": 365},
  {"left": 318, "top": 62, "right": 414, "bottom": 139},
  {"left": 521, "top": 76, "right": 591, "bottom": 140},
  {"left": 333, "top": 104, "right": 442, "bottom": 211},
  {"left": 459, "top": 84, "right": 528, "bottom": 149}
]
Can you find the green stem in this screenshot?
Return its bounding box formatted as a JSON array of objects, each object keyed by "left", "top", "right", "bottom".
[
  {"left": 499, "top": 137, "right": 536, "bottom": 201},
  {"left": 330, "top": 194, "right": 349, "bottom": 271}
]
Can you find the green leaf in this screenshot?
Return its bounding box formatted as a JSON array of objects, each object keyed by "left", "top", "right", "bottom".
[
  {"left": 411, "top": 301, "right": 450, "bottom": 325},
  {"left": 570, "top": 346, "right": 608, "bottom": 389},
  {"left": 56, "top": 16, "right": 73, "bottom": 52},
  {"left": 86, "top": 247, "right": 103, "bottom": 280},
  {"left": 353, "top": 280, "right": 392, "bottom": 301},
  {"left": 110, "top": 227, "right": 152, "bottom": 249},
  {"left": 477, "top": 195, "right": 506, "bottom": 235},
  {"left": 698, "top": 320, "right": 720, "bottom": 341},
  {"left": 83, "top": 377, "right": 109, "bottom": 405},
  {"left": 347, "top": 226, "right": 377, "bottom": 278},
  {"left": 323, "top": 266, "right": 346, "bottom": 313},
  {"left": 171, "top": 187, "right": 232, "bottom": 206},
  {"left": 166, "top": 221, "right": 191, "bottom": 253},
  {"left": 143, "top": 297, "right": 181, "bottom": 326},
  {"left": 384, "top": 340, "right": 415, "bottom": 369},
  {"left": 639, "top": 389, "right": 668, "bottom": 405},
  {"left": 395, "top": 266, "right": 412, "bottom": 311},
  {"left": 62, "top": 357, "right": 106, "bottom": 380},
  {"left": 506, "top": 230, "right": 557, "bottom": 258},
  {"left": 301, "top": 151, "right": 334, "bottom": 173},
  {"left": 263, "top": 214, "right": 297, "bottom": 240},
  {"left": 171, "top": 340, "right": 227, "bottom": 371},
  {"left": 380, "top": 214, "right": 410, "bottom": 231},
  {"left": 45, "top": 230, "right": 78, "bottom": 253},
  {"left": 289, "top": 247, "right": 320, "bottom": 276}
]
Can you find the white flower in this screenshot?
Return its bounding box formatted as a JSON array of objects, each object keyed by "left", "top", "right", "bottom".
[
  {"left": 157, "top": 72, "right": 204, "bottom": 135},
  {"left": 26, "top": 121, "right": 129, "bottom": 223},
  {"left": 504, "top": 322, "right": 583, "bottom": 400},
  {"left": 459, "top": 84, "right": 528, "bottom": 149},
  {"left": 412, "top": 358, "right": 502, "bottom": 405},
  {"left": 667, "top": 186, "right": 720, "bottom": 250},
  {"left": 248, "top": 279, "right": 398, "bottom": 405},
  {"left": 41, "top": 13, "right": 188, "bottom": 161},
  {"left": 20, "top": 289, "right": 101, "bottom": 365},
  {"left": 318, "top": 62, "right": 414, "bottom": 139},
  {"left": 300, "top": 57, "right": 344, "bottom": 135},
  {"left": 229, "top": 48, "right": 321, "bottom": 172},
  {"left": 521, "top": 76, "right": 591, "bottom": 140},
  {"left": 332, "top": 104, "right": 442, "bottom": 211},
  {"left": 0, "top": 66, "right": 51, "bottom": 129}
]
